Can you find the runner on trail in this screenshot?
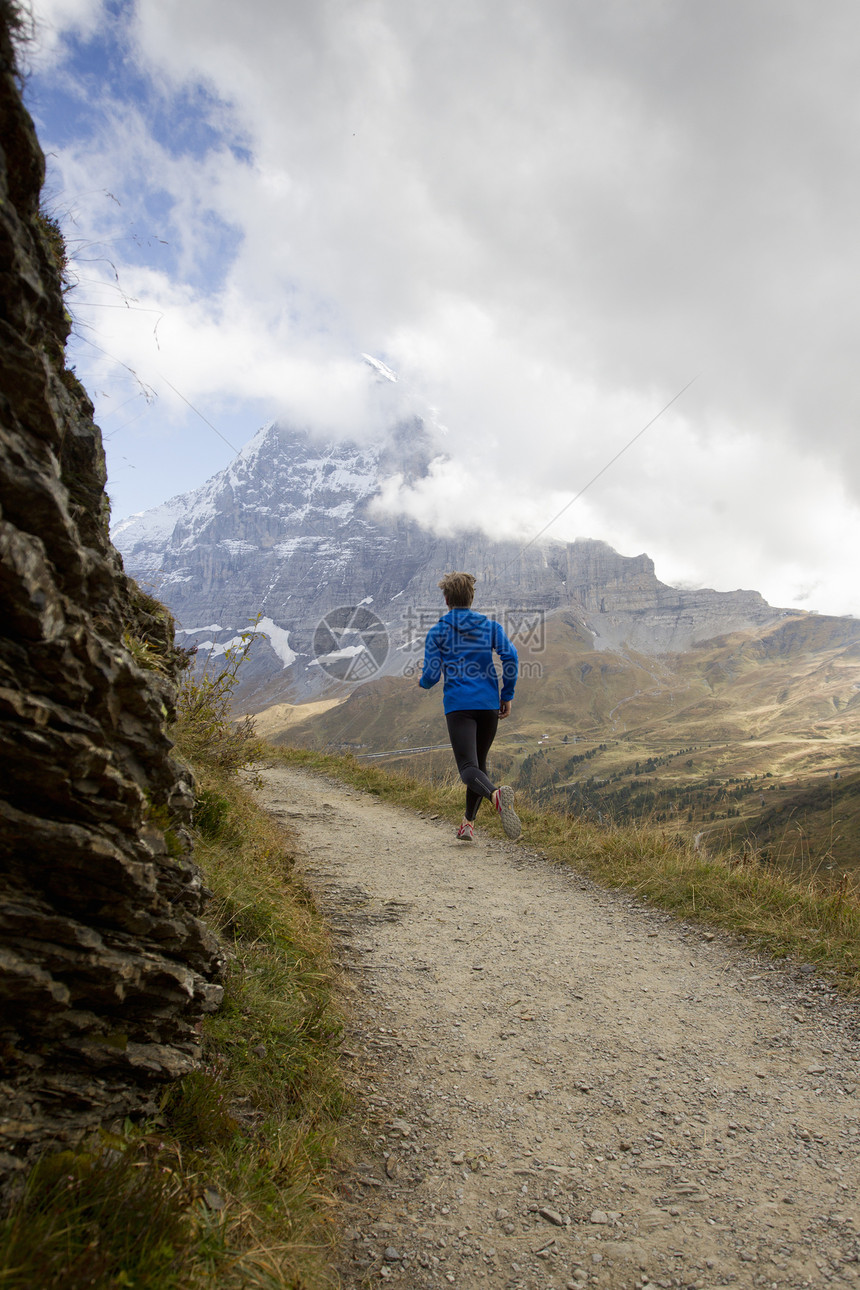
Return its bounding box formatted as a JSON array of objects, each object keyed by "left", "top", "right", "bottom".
[{"left": 418, "top": 572, "right": 522, "bottom": 842}]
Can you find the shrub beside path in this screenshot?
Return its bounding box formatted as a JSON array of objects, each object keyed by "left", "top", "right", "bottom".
[{"left": 255, "top": 763, "right": 860, "bottom": 1290}]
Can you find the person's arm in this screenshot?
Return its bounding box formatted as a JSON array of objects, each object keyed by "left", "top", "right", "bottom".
[
  {"left": 418, "top": 625, "right": 442, "bottom": 690},
  {"left": 493, "top": 621, "right": 518, "bottom": 707}
]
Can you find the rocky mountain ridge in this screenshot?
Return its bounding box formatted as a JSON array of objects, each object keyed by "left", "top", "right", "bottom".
[{"left": 114, "top": 421, "right": 786, "bottom": 709}]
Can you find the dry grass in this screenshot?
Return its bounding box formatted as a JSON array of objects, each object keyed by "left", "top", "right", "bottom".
[
  {"left": 163, "top": 765, "right": 346, "bottom": 1287},
  {"left": 271, "top": 745, "right": 860, "bottom": 991},
  {"left": 172, "top": 626, "right": 266, "bottom": 775}
]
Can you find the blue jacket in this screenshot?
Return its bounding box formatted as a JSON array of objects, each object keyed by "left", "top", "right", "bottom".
[{"left": 419, "top": 608, "right": 518, "bottom": 714}]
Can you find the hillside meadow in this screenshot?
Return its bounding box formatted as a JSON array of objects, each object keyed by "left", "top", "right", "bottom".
[{"left": 261, "top": 609, "right": 860, "bottom": 879}]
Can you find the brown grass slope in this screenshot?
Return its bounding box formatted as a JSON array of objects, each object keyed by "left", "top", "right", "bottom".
[{"left": 259, "top": 611, "right": 860, "bottom": 874}]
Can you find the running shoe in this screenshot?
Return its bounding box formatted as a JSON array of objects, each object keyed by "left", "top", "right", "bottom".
[
  {"left": 493, "top": 785, "right": 521, "bottom": 840},
  {"left": 456, "top": 820, "right": 474, "bottom": 841}
]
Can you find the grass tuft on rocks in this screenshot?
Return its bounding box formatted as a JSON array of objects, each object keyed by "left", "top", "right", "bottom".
[{"left": 172, "top": 623, "right": 266, "bottom": 775}]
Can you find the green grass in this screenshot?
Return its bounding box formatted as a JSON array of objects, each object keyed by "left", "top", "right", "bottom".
[
  {"left": 271, "top": 745, "right": 860, "bottom": 990},
  {"left": 0, "top": 767, "right": 345, "bottom": 1289},
  {"left": 160, "top": 765, "right": 346, "bottom": 1288},
  {"left": 0, "top": 1138, "right": 198, "bottom": 1289}
]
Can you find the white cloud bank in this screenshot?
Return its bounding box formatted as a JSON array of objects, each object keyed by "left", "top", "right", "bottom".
[{"left": 24, "top": 0, "right": 860, "bottom": 616}]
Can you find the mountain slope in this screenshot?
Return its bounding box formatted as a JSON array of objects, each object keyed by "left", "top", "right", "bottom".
[
  {"left": 272, "top": 610, "right": 860, "bottom": 872},
  {"left": 114, "top": 420, "right": 860, "bottom": 868},
  {"left": 114, "top": 421, "right": 784, "bottom": 707}
]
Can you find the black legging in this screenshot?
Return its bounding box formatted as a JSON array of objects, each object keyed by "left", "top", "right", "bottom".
[{"left": 445, "top": 709, "right": 500, "bottom": 821}]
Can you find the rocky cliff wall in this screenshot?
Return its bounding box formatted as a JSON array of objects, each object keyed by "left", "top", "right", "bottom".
[{"left": 0, "top": 8, "right": 223, "bottom": 1189}]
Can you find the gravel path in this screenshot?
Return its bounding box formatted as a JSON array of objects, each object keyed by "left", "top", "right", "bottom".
[{"left": 254, "top": 764, "right": 860, "bottom": 1290}]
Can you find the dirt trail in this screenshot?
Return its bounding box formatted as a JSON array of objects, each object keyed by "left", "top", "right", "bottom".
[{"left": 254, "top": 764, "right": 860, "bottom": 1290}]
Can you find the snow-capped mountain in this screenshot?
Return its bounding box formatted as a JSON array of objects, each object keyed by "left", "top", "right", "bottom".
[{"left": 113, "top": 419, "right": 783, "bottom": 709}]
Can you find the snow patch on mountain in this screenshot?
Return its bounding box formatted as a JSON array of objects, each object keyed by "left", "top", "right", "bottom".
[
  {"left": 236, "top": 421, "right": 276, "bottom": 462},
  {"left": 362, "top": 353, "right": 398, "bottom": 383},
  {"left": 191, "top": 635, "right": 245, "bottom": 660},
  {"left": 111, "top": 499, "right": 187, "bottom": 560},
  {"left": 219, "top": 540, "right": 258, "bottom": 555},
  {"left": 257, "top": 618, "right": 296, "bottom": 669},
  {"left": 310, "top": 644, "right": 366, "bottom": 664}
]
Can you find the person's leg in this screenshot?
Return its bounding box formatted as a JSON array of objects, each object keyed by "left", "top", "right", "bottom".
[
  {"left": 473, "top": 709, "right": 521, "bottom": 837},
  {"left": 493, "top": 784, "right": 522, "bottom": 840},
  {"left": 469, "top": 709, "right": 499, "bottom": 818},
  {"left": 446, "top": 711, "right": 497, "bottom": 821},
  {"left": 446, "top": 710, "right": 522, "bottom": 840}
]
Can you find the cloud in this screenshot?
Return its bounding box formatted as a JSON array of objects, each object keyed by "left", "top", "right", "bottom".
[
  {"left": 25, "top": 0, "right": 860, "bottom": 616},
  {"left": 25, "top": 0, "right": 106, "bottom": 56}
]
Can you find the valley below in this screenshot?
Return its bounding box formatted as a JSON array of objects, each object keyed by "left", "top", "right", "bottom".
[{"left": 258, "top": 609, "right": 860, "bottom": 880}]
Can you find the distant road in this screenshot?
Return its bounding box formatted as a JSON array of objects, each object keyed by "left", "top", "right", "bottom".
[{"left": 355, "top": 743, "right": 451, "bottom": 759}]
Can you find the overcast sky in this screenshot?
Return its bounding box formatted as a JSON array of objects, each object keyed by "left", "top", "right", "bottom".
[{"left": 22, "top": 0, "right": 860, "bottom": 616}]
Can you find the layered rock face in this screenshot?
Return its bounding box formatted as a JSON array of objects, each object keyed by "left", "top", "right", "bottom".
[
  {"left": 0, "top": 13, "right": 223, "bottom": 1185},
  {"left": 115, "top": 421, "right": 783, "bottom": 710}
]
